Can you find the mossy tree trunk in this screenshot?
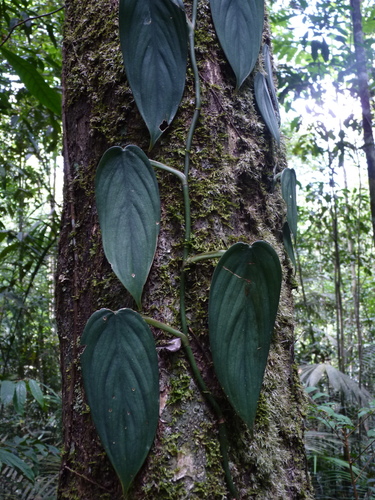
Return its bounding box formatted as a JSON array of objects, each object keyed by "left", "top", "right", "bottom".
[{"left": 56, "top": 0, "right": 313, "bottom": 498}]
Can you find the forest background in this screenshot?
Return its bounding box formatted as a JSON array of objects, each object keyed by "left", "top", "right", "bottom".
[{"left": 0, "top": 0, "right": 374, "bottom": 498}]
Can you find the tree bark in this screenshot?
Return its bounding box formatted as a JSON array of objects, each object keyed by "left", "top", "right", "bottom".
[
  {"left": 56, "top": 0, "right": 313, "bottom": 498},
  {"left": 350, "top": 0, "right": 375, "bottom": 246}
]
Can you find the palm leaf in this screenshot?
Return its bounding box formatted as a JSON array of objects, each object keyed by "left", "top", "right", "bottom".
[{"left": 299, "top": 363, "right": 372, "bottom": 404}]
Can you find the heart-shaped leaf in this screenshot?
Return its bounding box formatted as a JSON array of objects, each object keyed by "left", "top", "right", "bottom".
[
  {"left": 208, "top": 241, "right": 281, "bottom": 429},
  {"left": 281, "top": 168, "right": 297, "bottom": 241},
  {"left": 81, "top": 308, "right": 159, "bottom": 495},
  {"left": 119, "top": 0, "right": 188, "bottom": 148},
  {"left": 262, "top": 44, "right": 280, "bottom": 125},
  {"left": 95, "top": 146, "right": 160, "bottom": 308},
  {"left": 254, "top": 72, "right": 280, "bottom": 144},
  {"left": 209, "top": 0, "right": 264, "bottom": 89}
]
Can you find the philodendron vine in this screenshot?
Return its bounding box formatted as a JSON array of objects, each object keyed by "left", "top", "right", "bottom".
[{"left": 80, "top": 0, "right": 297, "bottom": 496}]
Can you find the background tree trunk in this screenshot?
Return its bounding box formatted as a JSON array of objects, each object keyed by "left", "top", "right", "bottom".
[
  {"left": 350, "top": 0, "right": 375, "bottom": 246},
  {"left": 56, "top": 0, "right": 313, "bottom": 498}
]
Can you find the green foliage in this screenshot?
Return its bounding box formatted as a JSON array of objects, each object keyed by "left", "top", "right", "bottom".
[
  {"left": 0, "top": 2, "right": 62, "bottom": 496},
  {"left": 281, "top": 167, "right": 297, "bottom": 240},
  {"left": 0, "top": 46, "right": 61, "bottom": 116},
  {"left": 0, "top": 0, "right": 62, "bottom": 388},
  {"left": 289, "top": 110, "right": 375, "bottom": 498},
  {"left": 304, "top": 388, "right": 375, "bottom": 499},
  {"left": 279, "top": 167, "right": 298, "bottom": 266},
  {"left": 208, "top": 242, "right": 281, "bottom": 429},
  {"left": 293, "top": 152, "right": 375, "bottom": 495},
  {"left": 209, "top": 0, "right": 264, "bottom": 88},
  {"left": 0, "top": 212, "right": 60, "bottom": 385},
  {"left": 81, "top": 308, "right": 159, "bottom": 495},
  {"left": 0, "top": 379, "right": 61, "bottom": 498},
  {"left": 262, "top": 44, "right": 280, "bottom": 125},
  {"left": 28, "top": 379, "right": 45, "bottom": 410},
  {"left": 282, "top": 222, "right": 296, "bottom": 267},
  {"left": 0, "top": 379, "right": 46, "bottom": 414},
  {"left": 0, "top": 448, "right": 35, "bottom": 482},
  {"left": 95, "top": 146, "right": 161, "bottom": 309},
  {"left": 0, "top": 1, "right": 62, "bottom": 146},
  {"left": 1, "top": 453, "right": 60, "bottom": 500},
  {"left": 254, "top": 72, "right": 280, "bottom": 144},
  {"left": 300, "top": 364, "right": 371, "bottom": 406},
  {"left": 119, "top": 0, "right": 188, "bottom": 147},
  {"left": 268, "top": 2, "right": 375, "bottom": 497},
  {"left": 295, "top": 176, "right": 375, "bottom": 367},
  {"left": 13, "top": 381, "right": 27, "bottom": 415},
  {"left": 270, "top": 0, "right": 375, "bottom": 108}
]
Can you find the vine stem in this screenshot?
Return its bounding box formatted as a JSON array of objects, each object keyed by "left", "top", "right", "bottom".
[
  {"left": 149, "top": 160, "right": 192, "bottom": 279},
  {"left": 142, "top": 317, "right": 238, "bottom": 498},
  {"left": 184, "top": 17, "right": 201, "bottom": 180},
  {"left": 184, "top": 250, "right": 226, "bottom": 266},
  {"left": 179, "top": 3, "right": 202, "bottom": 337},
  {"left": 64, "top": 466, "right": 111, "bottom": 492},
  {"left": 171, "top": 2, "right": 238, "bottom": 496},
  {"left": 149, "top": 3, "right": 238, "bottom": 496},
  {"left": 142, "top": 317, "right": 209, "bottom": 398},
  {"left": 0, "top": 6, "right": 65, "bottom": 47},
  {"left": 149, "top": 160, "right": 186, "bottom": 184}
]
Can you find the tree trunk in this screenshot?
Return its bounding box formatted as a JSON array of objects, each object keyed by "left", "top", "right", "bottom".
[
  {"left": 350, "top": 0, "right": 375, "bottom": 246},
  {"left": 56, "top": 0, "right": 313, "bottom": 498}
]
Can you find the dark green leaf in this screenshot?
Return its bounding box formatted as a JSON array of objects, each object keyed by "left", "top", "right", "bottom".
[
  {"left": 28, "top": 379, "right": 45, "bottom": 409},
  {"left": 210, "top": 0, "right": 264, "bottom": 88},
  {"left": 0, "top": 47, "right": 61, "bottom": 116},
  {"left": 311, "top": 40, "right": 320, "bottom": 61},
  {"left": 281, "top": 167, "right": 297, "bottom": 240},
  {"left": 262, "top": 44, "right": 280, "bottom": 125},
  {"left": 0, "top": 92, "right": 11, "bottom": 112},
  {"left": 254, "top": 72, "right": 280, "bottom": 144},
  {"left": 0, "top": 449, "right": 35, "bottom": 482},
  {"left": 282, "top": 222, "right": 296, "bottom": 267},
  {"left": 0, "top": 242, "right": 20, "bottom": 260},
  {"left": 0, "top": 380, "right": 15, "bottom": 406},
  {"left": 119, "top": 0, "right": 188, "bottom": 147},
  {"left": 321, "top": 38, "right": 329, "bottom": 62},
  {"left": 95, "top": 146, "right": 161, "bottom": 308},
  {"left": 81, "top": 308, "right": 159, "bottom": 495},
  {"left": 209, "top": 241, "right": 281, "bottom": 429},
  {"left": 13, "top": 380, "right": 27, "bottom": 415}
]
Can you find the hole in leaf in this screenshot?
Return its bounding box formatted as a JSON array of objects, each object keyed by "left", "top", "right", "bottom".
[{"left": 159, "top": 120, "right": 169, "bottom": 132}]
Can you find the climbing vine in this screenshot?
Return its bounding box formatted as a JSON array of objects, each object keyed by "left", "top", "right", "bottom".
[{"left": 80, "top": 0, "right": 297, "bottom": 496}]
